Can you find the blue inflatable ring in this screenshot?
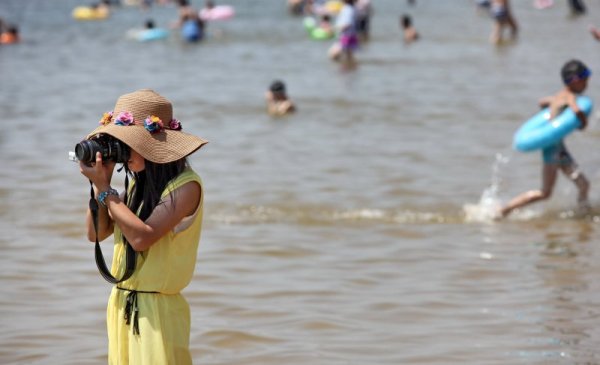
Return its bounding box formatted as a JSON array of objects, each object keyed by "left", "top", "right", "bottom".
[
  {"left": 138, "top": 28, "right": 169, "bottom": 42},
  {"left": 513, "top": 96, "right": 593, "bottom": 152}
]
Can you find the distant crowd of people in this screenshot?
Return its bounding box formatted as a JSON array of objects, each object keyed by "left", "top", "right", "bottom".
[
  {"left": 279, "top": 1, "right": 595, "bottom": 220},
  {"left": 3, "top": 0, "right": 599, "bottom": 125}
]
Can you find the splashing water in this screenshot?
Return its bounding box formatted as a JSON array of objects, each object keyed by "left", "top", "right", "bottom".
[{"left": 463, "top": 153, "right": 510, "bottom": 223}]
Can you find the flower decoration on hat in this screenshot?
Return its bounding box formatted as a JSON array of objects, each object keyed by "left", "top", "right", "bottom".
[
  {"left": 99, "top": 111, "right": 113, "bottom": 126},
  {"left": 144, "top": 115, "right": 164, "bottom": 134},
  {"left": 115, "top": 111, "right": 135, "bottom": 126},
  {"left": 169, "top": 119, "right": 182, "bottom": 131}
]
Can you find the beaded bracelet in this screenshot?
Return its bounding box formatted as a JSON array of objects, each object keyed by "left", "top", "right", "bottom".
[{"left": 98, "top": 188, "right": 119, "bottom": 207}]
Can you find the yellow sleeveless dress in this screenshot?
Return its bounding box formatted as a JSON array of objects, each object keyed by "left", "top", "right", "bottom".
[{"left": 106, "top": 169, "right": 203, "bottom": 365}]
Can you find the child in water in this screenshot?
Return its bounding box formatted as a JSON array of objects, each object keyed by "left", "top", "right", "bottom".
[
  {"left": 489, "top": 0, "right": 518, "bottom": 44},
  {"left": 328, "top": 0, "right": 359, "bottom": 63},
  {"left": 0, "top": 24, "right": 19, "bottom": 44},
  {"left": 265, "top": 80, "right": 296, "bottom": 116},
  {"left": 500, "top": 60, "right": 591, "bottom": 218},
  {"left": 400, "top": 14, "right": 418, "bottom": 43},
  {"left": 319, "top": 14, "right": 334, "bottom": 38}
]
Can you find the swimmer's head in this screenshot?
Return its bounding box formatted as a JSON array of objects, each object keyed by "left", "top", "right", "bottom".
[
  {"left": 269, "top": 80, "right": 286, "bottom": 94},
  {"left": 6, "top": 25, "right": 18, "bottom": 35},
  {"left": 562, "top": 59, "right": 591, "bottom": 85},
  {"left": 401, "top": 14, "right": 412, "bottom": 28}
]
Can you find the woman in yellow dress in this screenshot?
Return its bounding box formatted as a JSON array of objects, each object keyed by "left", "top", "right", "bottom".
[{"left": 78, "top": 89, "right": 208, "bottom": 364}]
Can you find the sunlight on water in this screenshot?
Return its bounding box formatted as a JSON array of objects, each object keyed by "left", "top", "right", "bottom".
[{"left": 208, "top": 205, "right": 452, "bottom": 225}]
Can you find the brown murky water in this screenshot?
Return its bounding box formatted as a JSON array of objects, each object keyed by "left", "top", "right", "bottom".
[{"left": 1, "top": 0, "right": 600, "bottom": 364}]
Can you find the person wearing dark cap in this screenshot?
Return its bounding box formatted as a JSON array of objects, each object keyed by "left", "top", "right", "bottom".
[
  {"left": 500, "top": 60, "right": 591, "bottom": 218},
  {"left": 265, "top": 80, "right": 296, "bottom": 116}
]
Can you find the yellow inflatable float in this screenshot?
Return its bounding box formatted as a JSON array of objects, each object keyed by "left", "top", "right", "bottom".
[
  {"left": 72, "top": 6, "right": 109, "bottom": 20},
  {"left": 325, "top": 0, "right": 343, "bottom": 15}
]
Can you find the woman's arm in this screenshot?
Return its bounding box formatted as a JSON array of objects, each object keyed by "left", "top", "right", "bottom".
[
  {"left": 85, "top": 194, "right": 115, "bottom": 242},
  {"left": 81, "top": 154, "right": 116, "bottom": 242},
  {"left": 538, "top": 95, "right": 553, "bottom": 108},
  {"left": 567, "top": 93, "right": 587, "bottom": 130},
  {"left": 103, "top": 181, "right": 201, "bottom": 252},
  {"left": 81, "top": 152, "right": 201, "bottom": 251}
]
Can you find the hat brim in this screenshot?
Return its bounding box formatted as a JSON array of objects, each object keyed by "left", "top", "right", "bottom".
[{"left": 87, "top": 123, "right": 208, "bottom": 164}]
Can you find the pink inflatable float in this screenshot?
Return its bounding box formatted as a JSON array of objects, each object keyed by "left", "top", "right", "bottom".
[
  {"left": 199, "top": 5, "right": 235, "bottom": 21},
  {"left": 533, "top": 0, "right": 553, "bottom": 10}
]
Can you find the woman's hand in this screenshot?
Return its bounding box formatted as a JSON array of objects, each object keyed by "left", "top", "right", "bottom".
[{"left": 79, "top": 152, "right": 116, "bottom": 192}]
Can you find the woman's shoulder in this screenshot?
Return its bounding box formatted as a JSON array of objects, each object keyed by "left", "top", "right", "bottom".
[
  {"left": 163, "top": 168, "right": 202, "bottom": 195},
  {"left": 177, "top": 168, "right": 202, "bottom": 185}
]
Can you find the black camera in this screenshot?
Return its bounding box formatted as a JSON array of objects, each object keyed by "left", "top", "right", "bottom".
[{"left": 73, "top": 134, "right": 130, "bottom": 164}]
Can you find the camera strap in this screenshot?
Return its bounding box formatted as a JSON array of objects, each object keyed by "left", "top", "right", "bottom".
[{"left": 89, "top": 182, "right": 136, "bottom": 284}]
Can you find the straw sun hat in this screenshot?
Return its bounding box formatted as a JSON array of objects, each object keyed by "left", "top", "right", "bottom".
[{"left": 86, "top": 89, "right": 208, "bottom": 163}]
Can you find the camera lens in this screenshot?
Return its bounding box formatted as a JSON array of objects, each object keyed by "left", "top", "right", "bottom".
[
  {"left": 74, "top": 136, "right": 130, "bottom": 164},
  {"left": 74, "top": 140, "right": 101, "bottom": 163},
  {"left": 111, "top": 140, "right": 130, "bottom": 163}
]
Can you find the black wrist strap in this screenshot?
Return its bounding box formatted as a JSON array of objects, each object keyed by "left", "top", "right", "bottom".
[{"left": 89, "top": 182, "right": 136, "bottom": 284}]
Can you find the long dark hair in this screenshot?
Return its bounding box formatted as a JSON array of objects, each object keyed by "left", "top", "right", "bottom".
[{"left": 125, "top": 158, "right": 188, "bottom": 221}]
